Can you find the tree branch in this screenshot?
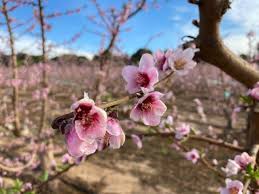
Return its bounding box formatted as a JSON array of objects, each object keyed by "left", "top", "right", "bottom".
[{"left": 194, "top": 0, "right": 259, "bottom": 88}]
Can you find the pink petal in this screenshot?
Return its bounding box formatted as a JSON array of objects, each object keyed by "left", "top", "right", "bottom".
[
  {"left": 131, "top": 134, "right": 142, "bottom": 149},
  {"left": 122, "top": 65, "right": 139, "bottom": 82},
  {"left": 66, "top": 127, "right": 97, "bottom": 158},
  {"left": 109, "top": 131, "right": 125, "bottom": 149},
  {"left": 139, "top": 53, "right": 154, "bottom": 71},
  {"left": 107, "top": 117, "right": 122, "bottom": 136},
  {"left": 126, "top": 80, "right": 139, "bottom": 94},
  {"left": 130, "top": 105, "right": 142, "bottom": 122},
  {"left": 152, "top": 100, "right": 167, "bottom": 116},
  {"left": 75, "top": 106, "right": 107, "bottom": 141},
  {"left": 146, "top": 67, "right": 159, "bottom": 86},
  {"left": 182, "top": 48, "right": 195, "bottom": 59},
  {"left": 142, "top": 111, "right": 161, "bottom": 126},
  {"left": 154, "top": 49, "right": 164, "bottom": 60}
]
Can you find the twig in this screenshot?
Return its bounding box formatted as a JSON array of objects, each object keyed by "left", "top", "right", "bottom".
[
  {"left": 127, "top": 131, "right": 245, "bottom": 152},
  {"left": 200, "top": 157, "right": 225, "bottom": 178},
  {"left": 0, "top": 151, "right": 37, "bottom": 173},
  {"left": 34, "top": 163, "right": 75, "bottom": 191}
]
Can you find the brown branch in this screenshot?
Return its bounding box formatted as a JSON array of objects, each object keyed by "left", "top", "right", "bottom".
[
  {"left": 33, "top": 163, "right": 75, "bottom": 192},
  {"left": 101, "top": 0, "right": 146, "bottom": 57},
  {"left": 127, "top": 0, "right": 146, "bottom": 19},
  {"left": 200, "top": 156, "right": 225, "bottom": 178},
  {"left": 195, "top": 0, "right": 259, "bottom": 88},
  {"left": 127, "top": 131, "right": 245, "bottom": 152}
]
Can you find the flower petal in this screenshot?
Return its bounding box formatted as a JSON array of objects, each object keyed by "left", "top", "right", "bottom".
[{"left": 139, "top": 53, "right": 154, "bottom": 71}]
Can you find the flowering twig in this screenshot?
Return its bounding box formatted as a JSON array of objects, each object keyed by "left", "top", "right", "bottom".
[
  {"left": 243, "top": 144, "right": 259, "bottom": 194},
  {"left": 200, "top": 157, "right": 225, "bottom": 178},
  {"left": 127, "top": 131, "right": 245, "bottom": 152},
  {"left": 51, "top": 71, "right": 174, "bottom": 130}
]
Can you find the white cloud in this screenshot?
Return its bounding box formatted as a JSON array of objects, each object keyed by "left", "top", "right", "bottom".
[
  {"left": 170, "top": 15, "right": 182, "bottom": 22},
  {"left": 224, "top": 33, "right": 258, "bottom": 55},
  {"left": 180, "top": 22, "right": 198, "bottom": 37},
  {"left": 0, "top": 30, "right": 94, "bottom": 60},
  {"left": 174, "top": 6, "right": 190, "bottom": 13},
  {"left": 226, "top": 0, "right": 259, "bottom": 30}
]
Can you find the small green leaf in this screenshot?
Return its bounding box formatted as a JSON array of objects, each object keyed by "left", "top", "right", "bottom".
[
  {"left": 39, "top": 170, "right": 49, "bottom": 182},
  {"left": 14, "top": 179, "right": 23, "bottom": 190},
  {"left": 240, "top": 95, "right": 253, "bottom": 105},
  {"left": 25, "top": 191, "right": 36, "bottom": 194},
  {"left": 253, "top": 170, "right": 259, "bottom": 180},
  {"left": 246, "top": 164, "right": 254, "bottom": 175}
]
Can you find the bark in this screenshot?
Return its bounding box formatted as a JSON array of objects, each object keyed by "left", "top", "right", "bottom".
[
  {"left": 197, "top": 0, "right": 259, "bottom": 88},
  {"left": 192, "top": 0, "right": 259, "bottom": 147}
]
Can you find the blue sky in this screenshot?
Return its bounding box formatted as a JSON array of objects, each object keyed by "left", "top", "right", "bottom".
[{"left": 1, "top": 0, "right": 258, "bottom": 58}]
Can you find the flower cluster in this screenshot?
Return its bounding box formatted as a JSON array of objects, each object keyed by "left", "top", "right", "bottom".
[
  {"left": 222, "top": 152, "right": 253, "bottom": 177},
  {"left": 65, "top": 93, "right": 125, "bottom": 159},
  {"left": 122, "top": 47, "right": 197, "bottom": 127}
]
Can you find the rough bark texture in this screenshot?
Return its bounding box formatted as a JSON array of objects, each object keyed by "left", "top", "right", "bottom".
[{"left": 193, "top": 0, "right": 259, "bottom": 147}]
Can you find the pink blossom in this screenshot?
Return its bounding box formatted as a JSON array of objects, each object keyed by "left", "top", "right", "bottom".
[
  {"left": 22, "top": 182, "right": 32, "bottom": 191},
  {"left": 130, "top": 91, "right": 167, "bottom": 126},
  {"left": 249, "top": 82, "right": 259, "bottom": 100},
  {"left": 106, "top": 117, "right": 125, "bottom": 149},
  {"left": 220, "top": 179, "right": 243, "bottom": 194},
  {"left": 169, "top": 47, "right": 197, "bottom": 75},
  {"left": 234, "top": 152, "right": 253, "bottom": 170},
  {"left": 61, "top": 153, "right": 74, "bottom": 164},
  {"left": 185, "top": 149, "right": 200, "bottom": 164},
  {"left": 165, "top": 115, "right": 174, "bottom": 125},
  {"left": 159, "top": 115, "right": 174, "bottom": 128},
  {"left": 10, "top": 79, "right": 22, "bottom": 87},
  {"left": 222, "top": 159, "right": 241, "bottom": 177},
  {"left": 131, "top": 134, "right": 142, "bottom": 149},
  {"left": 170, "top": 143, "right": 181, "bottom": 151},
  {"left": 72, "top": 93, "right": 107, "bottom": 141},
  {"left": 153, "top": 49, "right": 172, "bottom": 71},
  {"left": 65, "top": 125, "right": 98, "bottom": 158},
  {"left": 175, "top": 123, "right": 190, "bottom": 140},
  {"left": 122, "top": 53, "right": 159, "bottom": 93}
]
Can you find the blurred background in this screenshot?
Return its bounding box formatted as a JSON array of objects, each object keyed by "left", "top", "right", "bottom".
[{"left": 0, "top": 0, "right": 258, "bottom": 193}]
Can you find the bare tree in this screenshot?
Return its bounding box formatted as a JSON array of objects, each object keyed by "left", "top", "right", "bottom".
[
  {"left": 1, "top": 0, "right": 21, "bottom": 136},
  {"left": 37, "top": 0, "right": 47, "bottom": 133}
]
